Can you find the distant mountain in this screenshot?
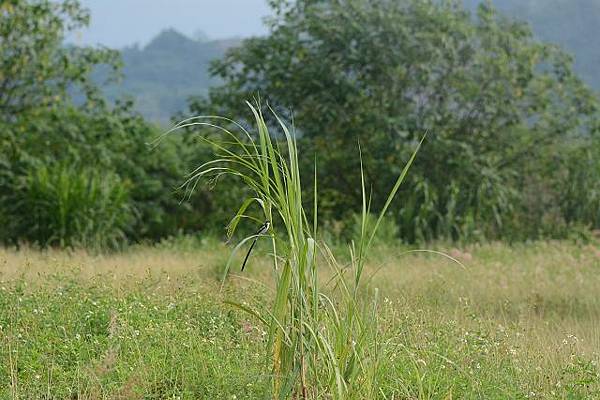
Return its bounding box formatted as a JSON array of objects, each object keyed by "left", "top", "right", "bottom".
[
  {"left": 99, "top": 29, "right": 240, "bottom": 124},
  {"left": 466, "top": 0, "right": 600, "bottom": 90}
]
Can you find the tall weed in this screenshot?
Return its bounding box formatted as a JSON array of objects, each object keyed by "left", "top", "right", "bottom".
[{"left": 170, "top": 103, "right": 421, "bottom": 398}]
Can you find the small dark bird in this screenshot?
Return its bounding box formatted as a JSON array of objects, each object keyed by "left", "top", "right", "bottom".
[{"left": 241, "top": 220, "right": 271, "bottom": 271}]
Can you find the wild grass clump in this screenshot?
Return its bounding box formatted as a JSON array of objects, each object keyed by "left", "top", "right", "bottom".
[
  {"left": 169, "top": 103, "right": 421, "bottom": 398},
  {"left": 6, "top": 163, "right": 132, "bottom": 249}
]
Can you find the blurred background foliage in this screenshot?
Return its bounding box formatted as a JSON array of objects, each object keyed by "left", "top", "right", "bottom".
[
  {"left": 1, "top": 0, "right": 600, "bottom": 249},
  {"left": 196, "top": 0, "right": 600, "bottom": 242}
]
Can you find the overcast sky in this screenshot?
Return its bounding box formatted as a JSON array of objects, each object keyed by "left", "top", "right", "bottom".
[{"left": 69, "top": 0, "right": 272, "bottom": 48}]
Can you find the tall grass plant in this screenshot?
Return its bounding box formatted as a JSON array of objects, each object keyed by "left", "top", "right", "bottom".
[{"left": 170, "top": 103, "right": 421, "bottom": 398}]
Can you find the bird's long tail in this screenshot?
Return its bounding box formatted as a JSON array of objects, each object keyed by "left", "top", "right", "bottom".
[{"left": 241, "top": 238, "right": 258, "bottom": 271}]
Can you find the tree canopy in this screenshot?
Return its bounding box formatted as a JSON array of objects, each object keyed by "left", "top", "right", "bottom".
[
  {"left": 0, "top": 0, "right": 119, "bottom": 119},
  {"left": 193, "top": 0, "right": 599, "bottom": 241},
  {"left": 0, "top": 1, "right": 219, "bottom": 247}
]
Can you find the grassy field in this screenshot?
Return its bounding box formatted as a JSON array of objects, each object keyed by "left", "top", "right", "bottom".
[{"left": 1, "top": 239, "right": 599, "bottom": 399}]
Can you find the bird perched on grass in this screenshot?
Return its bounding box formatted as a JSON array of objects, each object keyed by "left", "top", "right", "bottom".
[{"left": 241, "top": 220, "right": 271, "bottom": 271}]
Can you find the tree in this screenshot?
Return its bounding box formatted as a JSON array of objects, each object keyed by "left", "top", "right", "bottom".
[
  {"left": 0, "top": 1, "right": 223, "bottom": 246},
  {"left": 0, "top": 0, "right": 119, "bottom": 119},
  {"left": 192, "top": 0, "right": 599, "bottom": 241}
]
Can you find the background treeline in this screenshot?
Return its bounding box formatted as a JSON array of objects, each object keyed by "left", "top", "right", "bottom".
[
  {"left": 1, "top": 0, "right": 599, "bottom": 249},
  {"left": 91, "top": 0, "right": 600, "bottom": 124}
]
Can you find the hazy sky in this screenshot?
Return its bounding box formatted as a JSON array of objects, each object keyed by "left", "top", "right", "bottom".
[{"left": 70, "top": 0, "right": 272, "bottom": 48}]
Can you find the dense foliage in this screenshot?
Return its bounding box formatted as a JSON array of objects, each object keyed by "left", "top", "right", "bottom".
[
  {"left": 0, "top": 104, "right": 210, "bottom": 247},
  {"left": 2, "top": 0, "right": 600, "bottom": 248},
  {"left": 0, "top": 0, "right": 229, "bottom": 248},
  {"left": 12, "top": 163, "right": 132, "bottom": 248},
  {"left": 193, "top": 0, "right": 600, "bottom": 242}
]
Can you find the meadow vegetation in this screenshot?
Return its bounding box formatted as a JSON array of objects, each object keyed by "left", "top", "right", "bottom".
[
  {"left": 2, "top": 1, "right": 600, "bottom": 398},
  {"left": 1, "top": 240, "right": 599, "bottom": 398}
]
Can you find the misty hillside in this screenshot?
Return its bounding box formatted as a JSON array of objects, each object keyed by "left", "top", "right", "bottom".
[
  {"left": 465, "top": 0, "right": 600, "bottom": 89},
  {"left": 100, "top": 29, "right": 240, "bottom": 124},
  {"left": 103, "top": 1, "right": 599, "bottom": 124}
]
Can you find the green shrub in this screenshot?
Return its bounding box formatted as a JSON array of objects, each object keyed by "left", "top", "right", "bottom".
[
  {"left": 0, "top": 0, "right": 227, "bottom": 247},
  {"left": 11, "top": 163, "right": 132, "bottom": 249},
  {"left": 0, "top": 104, "right": 225, "bottom": 246}
]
